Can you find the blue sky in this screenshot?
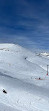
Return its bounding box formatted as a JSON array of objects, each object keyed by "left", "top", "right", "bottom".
[{"left": 0, "top": 0, "right": 49, "bottom": 50}]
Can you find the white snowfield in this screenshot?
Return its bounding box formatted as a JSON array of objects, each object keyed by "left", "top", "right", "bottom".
[{"left": 0, "top": 43, "right": 49, "bottom": 111}]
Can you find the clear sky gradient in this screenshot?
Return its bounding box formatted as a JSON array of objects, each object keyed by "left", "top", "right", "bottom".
[{"left": 0, "top": 0, "right": 49, "bottom": 50}]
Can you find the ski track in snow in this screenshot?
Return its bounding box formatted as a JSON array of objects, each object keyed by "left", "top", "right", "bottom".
[{"left": 0, "top": 44, "right": 49, "bottom": 111}]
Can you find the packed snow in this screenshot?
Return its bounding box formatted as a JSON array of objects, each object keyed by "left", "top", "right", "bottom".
[{"left": 0, "top": 43, "right": 49, "bottom": 111}]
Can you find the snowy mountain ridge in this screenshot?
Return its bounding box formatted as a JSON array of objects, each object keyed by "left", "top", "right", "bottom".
[{"left": 0, "top": 43, "right": 49, "bottom": 111}]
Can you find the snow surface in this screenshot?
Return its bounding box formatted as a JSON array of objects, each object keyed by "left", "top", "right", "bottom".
[{"left": 0, "top": 43, "right": 49, "bottom": 111}]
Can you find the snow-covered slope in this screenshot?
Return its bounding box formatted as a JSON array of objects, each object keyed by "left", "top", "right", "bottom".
[{"left": 0, "top": 43, "right": 49, "bottom": 111}]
